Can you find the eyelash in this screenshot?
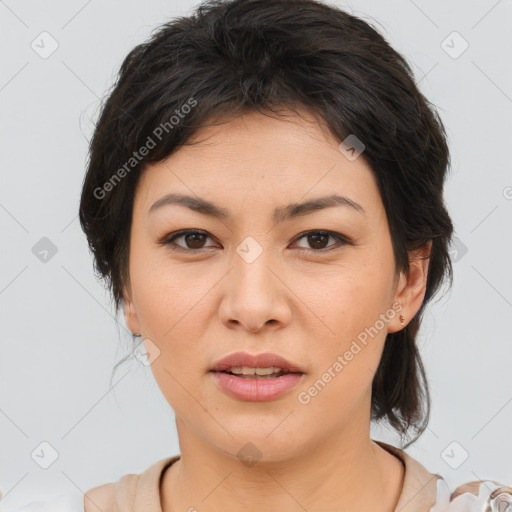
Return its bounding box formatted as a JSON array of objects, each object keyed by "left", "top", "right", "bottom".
[{"left": 159, "top": 229, "right": 351, "bottom": 254}]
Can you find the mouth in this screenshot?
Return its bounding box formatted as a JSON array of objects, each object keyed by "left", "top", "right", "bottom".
[
  {"left": 209, "top": 352, "right": 305, "bottom": 401},
  {"left": 210, "top": 351, "right": 305, "bottom": 374},
  {"left": 216, "top": 366, "right": 301, "bottom": 378}
]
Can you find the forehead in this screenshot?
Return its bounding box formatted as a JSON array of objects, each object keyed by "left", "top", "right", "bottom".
[{"left": 134, "top": 108, "right": 382, "bottom": 221}]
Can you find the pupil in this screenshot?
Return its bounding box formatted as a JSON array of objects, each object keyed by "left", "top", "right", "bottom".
[
  {"left": 186, "top": 233, "right": 205, "bottom": 249},
  {"left": 309, "top": 234, "right": 328, "bottom": 249}
]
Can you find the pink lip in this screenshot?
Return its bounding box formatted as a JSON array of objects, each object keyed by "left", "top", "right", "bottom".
[
  {"left": 209, "top": 351, "right": 305, "bottom": 402},
  {"left": 211, "top": 371, "right": 304, "bottom": 401},
  {"left": 210, "top": 351, "right": 305, "bottom": 373}
]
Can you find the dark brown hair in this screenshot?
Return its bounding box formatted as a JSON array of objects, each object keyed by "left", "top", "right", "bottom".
[{"left": 79, "top": 0, "right": 454, "bottom": 448}]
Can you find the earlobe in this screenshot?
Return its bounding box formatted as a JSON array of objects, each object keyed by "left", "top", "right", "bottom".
[{"left": 122, "top": 286, "right": 141, "bottom": 336}]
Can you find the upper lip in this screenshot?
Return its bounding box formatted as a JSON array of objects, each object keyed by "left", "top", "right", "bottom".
[{"left": 210, "top": 351, "right": 305, "bottom": 373}]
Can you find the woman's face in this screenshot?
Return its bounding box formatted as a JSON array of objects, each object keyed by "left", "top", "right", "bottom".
[{"left": 123, "top": 108, "right": 426, "bottom": 462}]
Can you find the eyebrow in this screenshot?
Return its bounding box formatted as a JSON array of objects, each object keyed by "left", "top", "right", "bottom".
[{"left": 148, "top": 193, "right": 366, "bottom": 223}]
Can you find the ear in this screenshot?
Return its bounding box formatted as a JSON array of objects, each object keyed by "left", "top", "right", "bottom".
[
  {"left": 123, "top": 281, "right": 141, "bottom": 336},
  {"left": 388, "top": 240, "right": 432, "bottom": 333}
]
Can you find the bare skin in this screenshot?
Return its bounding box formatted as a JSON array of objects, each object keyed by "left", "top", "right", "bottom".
[{"left": 122, "top": 108, "right": 429, "bottom": 512}]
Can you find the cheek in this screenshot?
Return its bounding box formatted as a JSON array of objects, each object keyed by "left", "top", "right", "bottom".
[
  {"left": 133, "top": 272, "right": 211, "bottom": 412},
  {"left": 297, "top": 266, "right": 392, "bottom": 397},
  {"left": 296, "top": 283, "right": 388, "bottom": 421},
  {"left": 130, "top": 244, "right": 209, "bottom": 333},
  {"left": 128, "top": 252, "right": 212, "bottom": 387},
  {"left": 308, "top": 263, "right": 392, "bottom": 337}
]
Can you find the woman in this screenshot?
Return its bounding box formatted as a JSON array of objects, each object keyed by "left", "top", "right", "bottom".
[{"left": 6, "top": 0, "right": 509, "bottom": 510}]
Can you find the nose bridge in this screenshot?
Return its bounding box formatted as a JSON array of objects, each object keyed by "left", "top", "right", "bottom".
[
  {"left": 232, "top": 236, "right": 276, "bottom": 301},
  {"left": 221, "top": 235, "right": 288, "bottom": 330}
]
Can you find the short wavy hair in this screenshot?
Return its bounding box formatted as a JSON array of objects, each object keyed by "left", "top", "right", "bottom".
[{"left": 79, "top": 0, "right": 454, "bottom": 448}]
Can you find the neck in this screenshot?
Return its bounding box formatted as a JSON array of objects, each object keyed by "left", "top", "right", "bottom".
[{"left": 161, "top": 420, "right": 404, "bottom": 512}]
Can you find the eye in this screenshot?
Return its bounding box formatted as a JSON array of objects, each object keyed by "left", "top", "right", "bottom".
[
  {"left": 291, "top": 230, "right": 350, "bottom": 252},
  {"left": 160, "top": 229, "right": 218, "bottom": 252},
  {"left": 159, "top": 229, "right": 350, "bottom": 253}
]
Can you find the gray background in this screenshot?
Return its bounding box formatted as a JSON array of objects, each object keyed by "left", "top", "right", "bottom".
[{"left": 1, "top": 0, "right": 511, "bottom": 507}]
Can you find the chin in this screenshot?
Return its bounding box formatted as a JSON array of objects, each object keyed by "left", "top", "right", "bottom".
[{"left": 208, "top": 422, "right": 310, "bottom": 463}]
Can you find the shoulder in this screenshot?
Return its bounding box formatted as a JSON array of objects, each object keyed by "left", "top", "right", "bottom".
[
  {"left": 84, "top": 472, "right": 140, "bottom": 512},
  {"left": 83, "top": 456, "right": 177, "bottom": 511},
  {"left": 84, "top": 483, "right": 115, "bottom": 512},
  {"left": 431, "top": 477, "right": 512, "bottom": 511},
  {"left": 374, "top": 440, "right": 511, "bottom": 512}
]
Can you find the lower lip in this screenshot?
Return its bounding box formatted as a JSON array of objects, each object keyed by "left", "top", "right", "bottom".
[{"left": 211, "top": 371, "right": 304, "bottom": 401}]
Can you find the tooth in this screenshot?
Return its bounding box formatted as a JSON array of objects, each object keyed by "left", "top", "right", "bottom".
[
  {"left": 229, "top": 367, "right": 247, "bottom": 375},
  {"left": 255, "top": 367, "right": 277, "bottom": 376},
  {"left": 228, "top": 366, "right": 283, "bottom": 376}
]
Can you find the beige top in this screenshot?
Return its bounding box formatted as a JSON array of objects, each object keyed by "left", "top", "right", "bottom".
[
  {"left": 82, "top": 440, "right": 512, "bottom": 512},
  {"left": 6, "top": 441, "right": 507, "bottom": 511}
]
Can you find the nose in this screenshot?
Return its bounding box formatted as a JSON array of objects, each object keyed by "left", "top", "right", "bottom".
[
  {"left": 246, "top": 322, "right": 272, "bottom": 333},
  {"left": 218, "top": 251, "right": 292, "bottom": 333}
]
